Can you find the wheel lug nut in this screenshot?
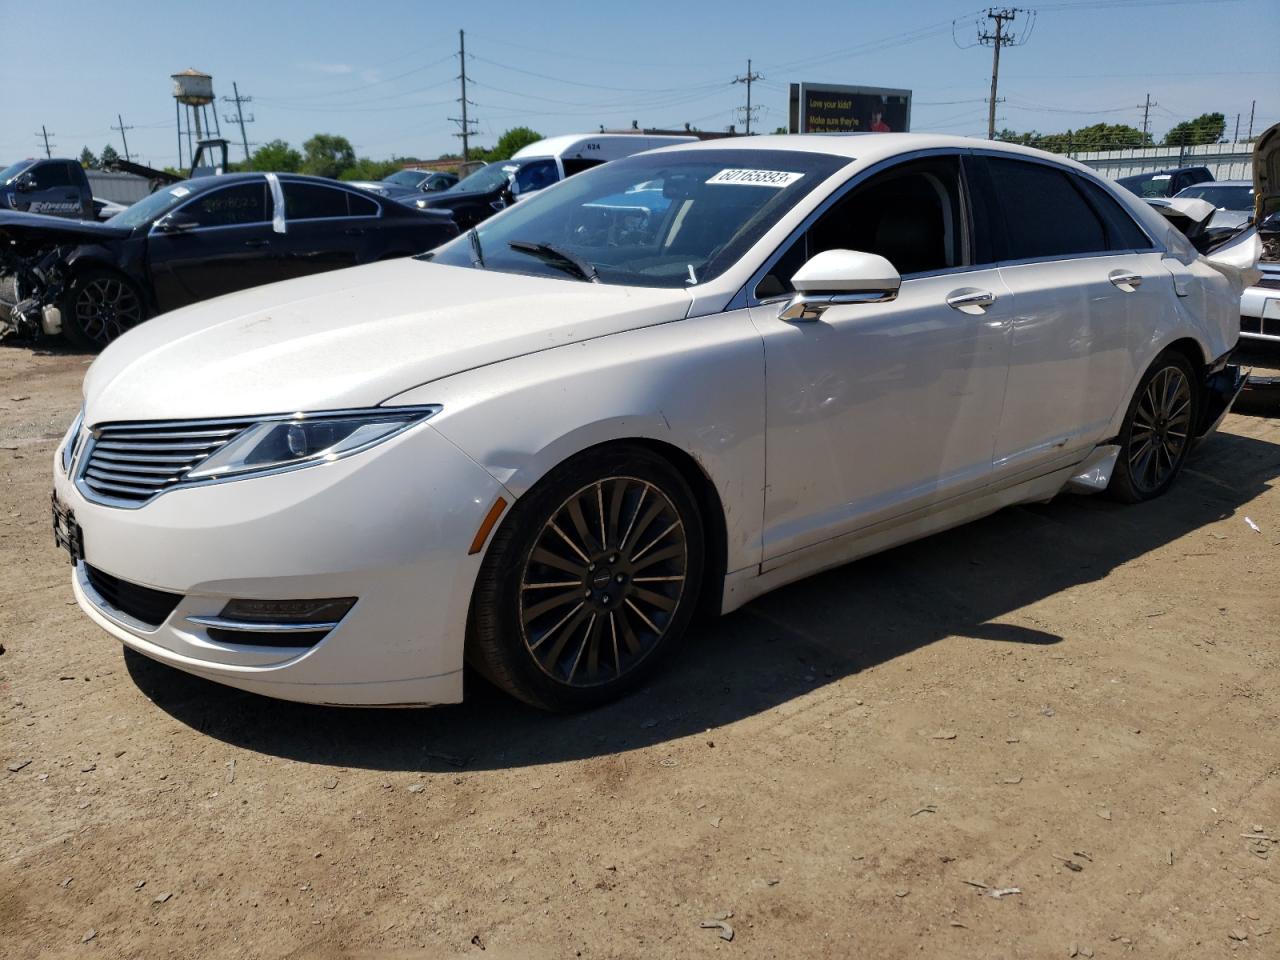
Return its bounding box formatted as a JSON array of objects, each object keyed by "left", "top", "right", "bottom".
[
  {"left": 609, "top": 555, "right": 618, "bottom": 563},
  {"left": 615, "top": 573, "right": 625, "bottom": 582}
]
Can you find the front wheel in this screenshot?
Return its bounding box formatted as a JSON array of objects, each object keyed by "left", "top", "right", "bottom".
[
  {"left": 61, "top": 268, "right": 147, "bottom": 350},
  {"left": 1107, "top": 350, "right": 1200, "bottom": 503},
  {"left": 468, "top": 445, "right": 705, "bottom": 711}
]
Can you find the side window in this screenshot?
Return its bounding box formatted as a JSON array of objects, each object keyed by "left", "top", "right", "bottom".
[
  {"left": 755, "top": 155, "right": 966, "bottom": 298},
  {"left": 185, "top": 183, "right": 267, "bottom": 227},
  {"left": 347, "top": 191, "right": 378, "bottom": 217},
  {"left": 32, "top": 163, "right": 73, "bottom": 188},
  {"left": 283, "top": 182, "right": 352, "bottom": 220},
  {"left": 515, "top": 159, "right": 558, "bottom": 194},
  {"left": 1075, "top": 178, "right": 1154, "bottom": 251},
  {"left": 987, "top": 157, "right": 1106, "bottom": 260},
  {"left": 562, "top": 158, "right": 605, "bottom": 178}
]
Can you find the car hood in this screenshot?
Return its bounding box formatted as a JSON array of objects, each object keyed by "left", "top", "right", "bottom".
[
  {"left": 82, "top": 259, "right": 692, "bottom": 424},
  {"left": 0, "top": 209, "right": 130, "bottom": 246}
]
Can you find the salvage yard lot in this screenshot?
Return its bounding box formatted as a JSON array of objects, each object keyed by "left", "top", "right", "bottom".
[{"left": 2, "top": 344, "right": 1278, "bottom": 959}]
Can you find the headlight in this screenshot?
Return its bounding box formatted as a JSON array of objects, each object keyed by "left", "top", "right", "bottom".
[
  {"left": 185, "top": 406, "right": 440, "bottom": 482},
  {"left": 60, "top": 407, "right": 85, "bottom": 474}
]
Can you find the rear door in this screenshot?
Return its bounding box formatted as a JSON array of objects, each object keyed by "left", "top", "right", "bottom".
[
  {"left": 146, "top": 180, "right": 278, "bottom": 310},
  {"left": 275, "top": 181, "right": 382, "bottom": 278},
  {"left": 980, "top": 155, "right": 1166, "bottom": 482}
]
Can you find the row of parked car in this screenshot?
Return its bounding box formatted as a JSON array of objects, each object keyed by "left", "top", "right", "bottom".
[
  {"left": 0, "top": 133, "right": 696, "bottom": 348},
  {"left": 2, "top": 131, "right": 1277, "bottom": 354}
]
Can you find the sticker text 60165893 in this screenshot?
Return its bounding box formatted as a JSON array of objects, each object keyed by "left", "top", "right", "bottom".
[{"left": 705, "top": 169, "right": 804, "bottom": 188}]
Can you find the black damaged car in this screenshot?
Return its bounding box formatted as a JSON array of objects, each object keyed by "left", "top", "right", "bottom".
[{"left": 0, "top": 172, "right": 457, "bottom": 349}]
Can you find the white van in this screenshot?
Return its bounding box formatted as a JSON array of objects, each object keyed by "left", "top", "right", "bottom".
[{"left": 510, "top": 133, "right": 698, "bottom": 186}]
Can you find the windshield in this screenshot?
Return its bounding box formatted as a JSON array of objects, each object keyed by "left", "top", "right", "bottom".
[
  {"left": 430, "top": 149, "right": 847, "bottom": 288},
  {"left": 452, "top": 160, "right": 519, "bottom": 194},
  {"left": 104, "top": 182, "right": 199, "bottom": 229},
  {"left": 1117, "top": 172, "right": 1177, "bottom": 198},
  {"left": 1175, "top": 184, "right": 1253, "bottom": 211},
  {"left": 384, "top": 169, "right": 426, "bottom": 188},
  {"left": 0, "top": 159, "right": 35, "bottom": 186}
]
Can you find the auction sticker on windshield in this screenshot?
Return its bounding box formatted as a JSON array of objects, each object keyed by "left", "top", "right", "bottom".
[{"left": 706, "top": 169, "right": 804, "bottom": 188}]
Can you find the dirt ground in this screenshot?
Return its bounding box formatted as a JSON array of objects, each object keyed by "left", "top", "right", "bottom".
[{"left": 2, "top": 341, "right": 1278, "bottom": 960}]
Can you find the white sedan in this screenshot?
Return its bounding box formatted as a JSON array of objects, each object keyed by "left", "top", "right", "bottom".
[{"left": 52, "top": 134, "right": 1252, "bottom": 710}]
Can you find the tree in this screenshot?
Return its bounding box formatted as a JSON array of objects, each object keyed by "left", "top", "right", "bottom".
[
  {"left": 301, "top": 133, "right": 356, "bottom": 179},
  {"left": 99, "top": 144, "right": 120, "bottom": 169},
  {"left": 79, "top": 147, "right": 98, "bottom": 169},
  {"left": 339, "top": 157, "right": 405, "bottom": 182},
  {"left": 996, "top": 123, "right": 1151, "bottom": 153},
  {"left": 1163, "top": 112, "right": 1226, "bottom": 147},
  {"left": 250, "top": 139, "right": 303, "bottom": 173},
  {"left": 485, "top": 126, "right": 543, "bottom": 161}
]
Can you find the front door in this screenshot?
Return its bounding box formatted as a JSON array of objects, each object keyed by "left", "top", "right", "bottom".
[
  {"left": 147, "top": 180, "right": 280, "bottom": 311},
  {"left": 750, "top": 155, "right": 1012, "bottom": 563}
]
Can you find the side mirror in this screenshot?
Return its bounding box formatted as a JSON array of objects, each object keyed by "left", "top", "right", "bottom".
[
  {"left": 779, "top": 249, "right": 901, "bottom": 321},
  {"left": 14, "top": 173, "right": 35, "bottom": 192},
  {"left": 154, "top": 213, "right": 199, "bottom": 234}
]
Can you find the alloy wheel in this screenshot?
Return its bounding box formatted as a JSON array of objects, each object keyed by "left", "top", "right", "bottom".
[
  {"left": 519, "top": 477, "right": 688, "bottom": 687},
  {"left": 74, "top": 276, "right": 143, "bottom": 345},
  {"left": 1128, "top": 364, "right": 1193, "bottom": 495}
]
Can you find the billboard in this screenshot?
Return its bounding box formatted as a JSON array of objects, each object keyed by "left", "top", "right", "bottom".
[{"left": 788, "top": 83, "right": 912, "bottom": 135}]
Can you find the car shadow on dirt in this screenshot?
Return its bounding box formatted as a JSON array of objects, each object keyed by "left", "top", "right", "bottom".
[{"left": 124, "top": 427, "right": 1280, "bottom": 772}]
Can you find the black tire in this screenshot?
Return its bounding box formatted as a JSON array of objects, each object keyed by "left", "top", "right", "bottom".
[
  {"left": 61, "top": 267, "right": 147, "bottom": 351},
  {"left": 468, "top": 444, "right": 706, "bottom": 711},
  {"left": 1107, "top": 349, "right": 1200, "bottom": 503}
]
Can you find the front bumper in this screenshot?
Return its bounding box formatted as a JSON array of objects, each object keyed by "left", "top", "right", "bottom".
[{"left": 54, "top": 421, "right": 508, "bottom": 705}]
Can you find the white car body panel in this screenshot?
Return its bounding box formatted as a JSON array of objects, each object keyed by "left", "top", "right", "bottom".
[{"left": 55, "top": 133, "right": 1246, "bottom": 705}]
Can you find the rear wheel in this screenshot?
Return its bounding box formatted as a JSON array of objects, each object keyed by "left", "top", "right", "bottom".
[
  {"left": 61, "top": 268, "right": 146, "bottom": 350},
  {"left": 468, "top": 445, "right": 705, "bottom": 711},
  {"left": 1107, "top": 350, "right": 1200, "bottom": 503}
]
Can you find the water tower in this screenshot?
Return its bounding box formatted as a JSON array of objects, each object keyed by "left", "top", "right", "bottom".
[{"left": 172, "top": 68, "right": 221, "bottom": 170}]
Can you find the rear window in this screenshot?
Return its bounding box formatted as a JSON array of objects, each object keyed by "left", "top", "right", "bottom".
[
  {"left": 988, "top": 157, "right": 1106, "bottom": 260},
  {"left": 284, "top": 182, "right": 351, "bottom": 220},
  {"left": 1076, "top": 178, "right": 1154, "bottom": 250}
]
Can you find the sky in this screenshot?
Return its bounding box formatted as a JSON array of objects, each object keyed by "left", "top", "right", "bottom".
[{"left": 1, "top": 0, "right": 1276, "bottom": 169}]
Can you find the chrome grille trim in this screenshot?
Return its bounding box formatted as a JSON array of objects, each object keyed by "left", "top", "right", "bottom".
[
  {"left": 73, "top": 406, "right": 442, "bottom": 510},
  {"left": 77, "top": 417, "right": 257, "bottom": 508}
]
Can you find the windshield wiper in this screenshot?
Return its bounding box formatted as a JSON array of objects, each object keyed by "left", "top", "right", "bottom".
[
  {"left": 468, "top": 228, "right": 485, "bottom": 269},
  {"left": 508, "top": 240, "right": 598, "bottom": 283}
]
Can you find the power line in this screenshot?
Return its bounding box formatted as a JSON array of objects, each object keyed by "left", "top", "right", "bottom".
[
  {"left": 447, "top": 30, "right": 479, "bottom": 162},
  {"left": 222, "top": 82, "right": 255, "bottom": 164},
  {"left": 110, "top": 114, "right": 134, "bottom": 162},
  {"left": 975, "top": 8, "right": 1035, "bottom": 139},
  {"left": 35, "top": 125, "right": 55, "bottom": 158},
  {"left": 732, "top": 59, "right": 764, "bottom": 136}
]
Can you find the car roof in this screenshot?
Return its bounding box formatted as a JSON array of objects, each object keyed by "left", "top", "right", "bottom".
[
  {"left": 175, "top": 172, "right": 375, "bottom": 191},
  {"left": 648, "top": 132, "right": 1108, "bottom": 174},
  {"left": 1177, "top": 179, "right": 1250, "bottom": 188}
]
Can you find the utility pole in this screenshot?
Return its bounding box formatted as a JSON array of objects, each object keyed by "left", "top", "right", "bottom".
[
  {"left": 36, "top": 125, "right": 55, "bottom": 158},
  {"left": 111, "top": 114, "right": 134, "bottom": 162},
  {"left": 732, "top": 59, "right": 764, "bottom": 136},
  {"left": 1233, "top": 113, "right": 1240, "bottom": 143},
  {"left": 1247, "top": 99, "right": 1256, "bottom": 141},
  {"left": 1137, "top": 93, "right": 1157, "bottom": 141},
  {"left": 449, "top": 29, "right": 479, "bottom": 161},
  {"left": 222, "top": 82, "right": 255, "bottom": 165},
  {"left": 977, "top": 8, "right": 1027, "bottom": 140}
]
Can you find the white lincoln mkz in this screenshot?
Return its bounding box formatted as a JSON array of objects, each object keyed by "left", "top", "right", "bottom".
[{"left": 52, "top": 134, "right": 1254, "bottom": 710}]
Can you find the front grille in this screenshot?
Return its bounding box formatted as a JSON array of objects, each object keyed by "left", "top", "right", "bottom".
[
  {"left": 84, "top": 565, "right": 183, "bottom": 628},
  {"left": 78, "top": 419, "right": 254, "bottom": 505},
  {"left": 1256, "top": 276, "right": 1280, "bottom": 291},
  {"left": 207, "top": 628, "right": 329, "bottom": 648}
]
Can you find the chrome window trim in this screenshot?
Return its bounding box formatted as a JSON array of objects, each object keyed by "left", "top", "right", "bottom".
[
  {"left": 966, "top": 147, "right": 1165, "bottom": 255},
  {"left": 277, "top": 177, "right": 385, "bottom": 223},
  {"left": 75, "top": 405, "right": 441, "bottom": 510},
  {"left": 731, "top": 146, "right": 1167, "bottom": 310},
  {"left": 732, "top": 148, "right": 985, "bottom": 310}
]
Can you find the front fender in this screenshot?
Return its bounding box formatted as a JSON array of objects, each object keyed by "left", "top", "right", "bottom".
[{"left": 382, "top": 311, "right": 767, "bottom": 578}]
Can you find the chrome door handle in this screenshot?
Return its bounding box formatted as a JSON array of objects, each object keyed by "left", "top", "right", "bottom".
[
  {"left": 946, "top": 289, "right": 995, "bottom": 310},
  {"left": 1109, "top": 271, "right": 1142, "bottom": 290}
]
